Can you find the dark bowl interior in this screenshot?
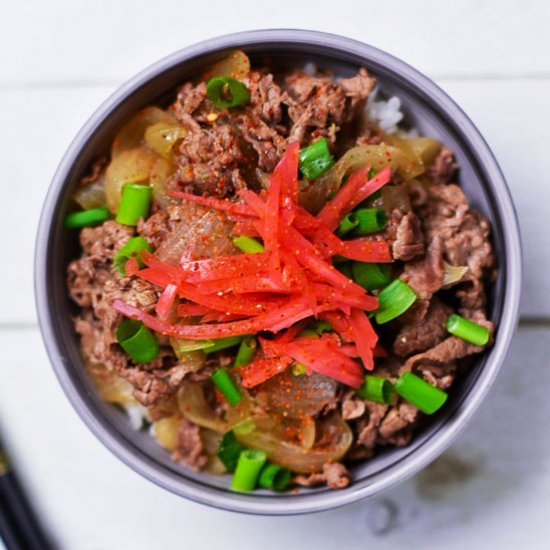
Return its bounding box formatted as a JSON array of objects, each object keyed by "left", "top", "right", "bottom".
[{"left": 35, "top": 30, "right": 521, "bottom": 515}]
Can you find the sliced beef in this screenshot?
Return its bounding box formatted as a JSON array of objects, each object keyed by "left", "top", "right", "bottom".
[
  {"left": 355, "top": 401, "right": 389, "bottom": 449},
  {"left": 243, "top": 72, "right": 285, "bottom": 125},
  {"left": 239, "top": 114, "right": 286, "bottom": 172},
  {"left": 403, "top": 311, "right": 493, "bottom": 372},
  {"left": 379, "top": 403, "right": 418, "bottom": 440},
  {"left": 172, "top": 418, "right": 207, "bottom": 469},
  {"left": 175, "top": 123, "right": 247, "bottom": 197},
  {"left": 341, "top": 389, "right": 366, "bottom": 420},
  {"left": 401, "top": 235, "right": 445, "bottom": 302},
  {"left": 294, "top": 462, "right": 350, "bottom": 489},
  {"left": 283, "top": 68, "right": 376, "bottom": 143},
  {"left": 427, "top": 146, "right": 458, "bottom": 184},
  {"left": 393, "top": 298, "right": 452, "bottom": 357},
  {"left": 385, "top": 209, "right": 424, "bottom": 261}
]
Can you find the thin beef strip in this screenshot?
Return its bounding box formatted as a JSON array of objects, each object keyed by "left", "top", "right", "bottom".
[
  {"left": 283, "top": 68, "right": 376, "bottom": 143},
  {"left": 294, "top": 462, "right": 350, "bottom": 489},
  {"left": 427, "top": 146, "right": 458, "bottom": 184},
  {"left": 393, "top": 298, "right": 452, "bottom": 358},
  {"left": 172, "top": 418, "right": 208, "bottom": 469},
  {"left": 68, "top": 222, "right": 199, "bottom": 406}
]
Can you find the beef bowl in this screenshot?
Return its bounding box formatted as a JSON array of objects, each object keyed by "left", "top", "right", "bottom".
[{"left": 35, "top": 29, "right": 521, "bottom": 515}]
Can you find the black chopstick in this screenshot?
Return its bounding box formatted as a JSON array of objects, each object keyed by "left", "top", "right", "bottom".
[{"left": 0, "top": 442, "right": 55, "bottom": 550}]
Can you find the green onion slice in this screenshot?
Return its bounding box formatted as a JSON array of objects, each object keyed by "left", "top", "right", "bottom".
[
  {"left": 351, "top": 262, "right": 392, "bottom": 291},
  {"left": 298, "top": 138, "right": 335, "bottom": 180},
  {"left": 217, "top": 430, "right": 244, "bottom": 472},
  {"left": 336, "top": 213, "right": 359, "bottom": 237},
  {"left": 352, "top": 207, "right": 387, "bottom": 235},
  {"left": 336, "top": 262, "right": 353, "bottom": 279},
  {"left": 114, "top": 236, "right": 153, "bottom": 276},
  {"left": 211, "top": 368, "right": 242, "bottom": 406},
  {"left": 375, "top": 279, "right": 417, "bottom": 324},
  {"left": 206, "top": 77, "right": 250, "bottom": 109},
  {"left": 394, "top": 372, "right": 448, "bottom": 415},
  {"left": 356, "top": 375, "right": 394, "bottom": 404},
  {"left": 116, "top": 319, "right": 160, "bottom": 363},
  {"left": 258, "top": 463, "right": 291, "bottom": 491},
  {"left": 116, "top": 183, "right": 152, "bottom": 226},
  {"left": 446, "top": 314, "right": 490, "bottom": 346},
  {"left": 64, "top": 206, "right": 109, "bottom": 229},
  {"left": 203, "top": 335, "right": 244, "bottom": 354},
  {"left": 231, "top": 449, "right": 267, "bottom": 492},
  {"left": 234, "top": 336, "right": 257, "bottom": 367},
  {"left": 232, "top": 235, "right": 264, "bottom": 254},
  {"left": 292, "top": 363, "right": 307, "bottom": 376}
]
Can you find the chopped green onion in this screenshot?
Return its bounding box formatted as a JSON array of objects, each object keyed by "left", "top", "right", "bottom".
[
  {"left": 114, "top": 236, "right": 153, "bottom": 276},
  {"left": 232, "top": 235, "right": 264, "bottom": 254},
  {"left": 64, "top": 206, "right": 109, "bottom": 229},
  {"left": 336, "top": 213, "right": 359, "bottom": 237},
  {"left": 203, "top": 335, "right": 244, "bottom": 354},
  {"left": 336, "top": 262, "right": 353, "bottom": 279},
  {"left": 116, "top": 183, "right": 152, "bottom": 226},
  {"left": 234, "top": 336, "right": 257, "bottom": 367},
  {"left": 446, "top": 314, "right": 490, "bottom": 346},
  {"left": 298, "top": 138, "right": 335, "bottom": 180},
  {"left": 170, "top": 337, "right": 214, "bottom": 357},
  {"left": 217, "top": 431, "right": 244, "bottom": 472},
  {"left": 368, "top": 167, "right": 376, "bottom": 179},
  {"left": 206, "top": 76, "right": 250, "bottom": 109},
  {"left": 298, "top": 320, "right": 333, "bottom": 338},
  {"left": 394, "top": 372, "right": 448, "bottom": 414},
  {"left": 351, "top": 262, "right": 392, "bottom": 291},
  {"left": 231, "top": 449, "right": 267, "bottom": 492},
  {"left": 292, "top": 363, "right": 306, "bottom": 376},
  {"left": 116, "top": 319, "right": 160, "bottom": 363},
  {"left": 356, "top": 375, "right": 394, "bottom": 404},
  {"left": 259, "top": 463, "right": 291, "bottom": 491},
  {"left": 375, "top": 279, "right": 417, "bottom": 324},
  {"left": 352, "top": 207, "right": 387, "bottom": 235},
  {"left": 211, "top": 368, "right": 242, "bottom": 406}
]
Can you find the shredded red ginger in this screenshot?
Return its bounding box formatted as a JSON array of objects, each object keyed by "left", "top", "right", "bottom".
[{"left": 113, "top": 143, "right": 394, "bottom": 389}]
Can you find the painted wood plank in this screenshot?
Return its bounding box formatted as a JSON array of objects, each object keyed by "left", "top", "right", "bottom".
[
  {"left": 0, "top": 79, "right": 547, "bottom": 323},
  {"left": 1, "top": 0, "right": 549, "bottom": 85},
  {"left": 0, "top": 326, "right": 547, "bottom": 549}
]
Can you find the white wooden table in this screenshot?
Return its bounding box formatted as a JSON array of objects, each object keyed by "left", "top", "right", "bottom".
[{"left": 1, "top": 1, "right": 549, "bottom": 548}]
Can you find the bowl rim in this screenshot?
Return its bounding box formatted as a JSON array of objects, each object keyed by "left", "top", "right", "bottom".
[{"left": 35, "top": 28, "right": 522, "bottom": 515}]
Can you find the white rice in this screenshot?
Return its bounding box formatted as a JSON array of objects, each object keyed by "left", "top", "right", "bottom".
[
  {"left": 124, "top": 403, "right": 150, "bottom": 430},
  {"left": 365, "top": 90, "right": 404, "bottom": 135}
]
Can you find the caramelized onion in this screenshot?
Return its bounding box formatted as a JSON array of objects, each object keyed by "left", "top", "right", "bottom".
[
  {"left": 443, "top": 262, "right": 469, "bottom": 286},
  {"left": 144, "top": 122, "right": 187, "bottom": 159},
  {"left": 234, "top": 413, "right": 352, "bottom": 473},
  {"left": 205, "top": 50, "right": 251, "bottom": 80},
  {"left": 73, "top": 175, "right": 106, "bottom": 209},
  {"left": 254, "top": 371, "right": 338, "bottom": 418},
  {"left": 152, "top": 416, "right": 181, "bottom": 451},
  {"left": 86, "top": 361, "right": 136, "bottom": 405},
  {"left": 104, "top": 147, "right": 157, "bottom": 213},
  {"left": 112, "top": 107, "right": 176, "bottom": 158},
  {"left": 177, "top": 382, "right": 227, "bottom": 434},
  {"left": 318, "top": 140, "right": 434, "bottom": 194},
  {"left": 201, "top": 429, "right": 227, "bottom": 474}
]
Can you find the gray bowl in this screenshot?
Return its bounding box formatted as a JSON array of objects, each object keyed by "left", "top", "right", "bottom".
[{"left": 35, "top": 29, "right": 521, "bottom": 515}]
